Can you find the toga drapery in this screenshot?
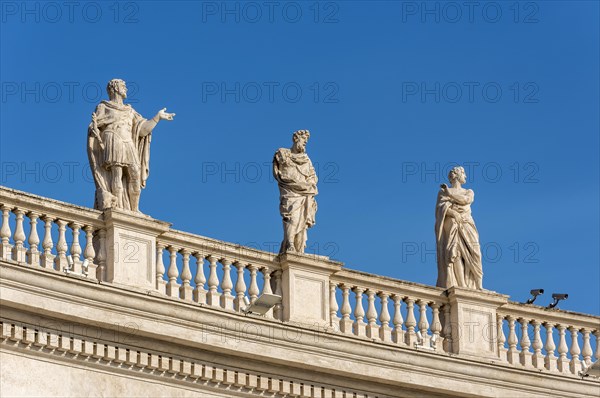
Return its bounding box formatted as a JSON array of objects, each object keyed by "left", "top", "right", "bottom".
[
  {"left": 435, "top": 187, "right": 483, "bottom": 290},
  {"left": 87, "top": 100, "right": 152, "bottom": 210}
]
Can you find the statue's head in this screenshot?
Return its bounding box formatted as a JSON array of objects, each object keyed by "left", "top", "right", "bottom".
[
  {"left": 448, "top": 166, "right": 466, "bottom": 184},
  {"left": 292, "top": 130, "right": 310, "bottom": 153},
  {"left": 107, "top": 79, "right": 127, "bottom": 100}
]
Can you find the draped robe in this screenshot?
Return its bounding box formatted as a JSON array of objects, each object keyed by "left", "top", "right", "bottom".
[
  {"left": 435, "top": 187, "right": 483, "bottom": 290},
  {"left": 273, "top": 148, "right": 318, "bottom": 254},
  {"left": 87, "top": 100, "right": 151, "bottom": 211}
]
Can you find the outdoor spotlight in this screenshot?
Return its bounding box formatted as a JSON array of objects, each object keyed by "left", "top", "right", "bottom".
[
  {"left": 547, "top": 293, "right": 569, "bottom": 309},
  {"left": 64, "top": 255, "right": 74, "bottom": 274},
  {"left": 525, "top": 289, "right": 544, "bottom": 304},
  {"left": 82, "top": 259, "right": 89, "bottom": 276},
  {"left": 243, "top": 293, "right": 282, "bottom": 316},
  {"left": 580, "top": 360, "right": 600, "bottom": 379}
]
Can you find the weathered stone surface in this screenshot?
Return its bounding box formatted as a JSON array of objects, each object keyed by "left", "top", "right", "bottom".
[
  {"left": 87, "top": 79, "right": 175, "bottom": 212},
  {"left": 435, "top": 166, "right": 483, "bottom": 290},
  {"left": 273, "top": 130, "right": 318, "bottom": 254}
]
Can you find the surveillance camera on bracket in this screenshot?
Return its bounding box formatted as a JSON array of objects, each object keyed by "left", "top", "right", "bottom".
[
  {"left": 547, "top": 293, "right": 568, "bottom": 309},
  {"left": 524, "top": 289, "right": 544, "bottom": 304}
]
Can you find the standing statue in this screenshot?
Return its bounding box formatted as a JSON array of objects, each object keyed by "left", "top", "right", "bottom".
[
  {"left": 435, "top": 166, "right": 483, "bottom": 290},
  {"left": 87, "top": 79, "right": 175, "bottom": 212},
  {"left": 273, "top": 130, "right": 318, "bottom": 254}
]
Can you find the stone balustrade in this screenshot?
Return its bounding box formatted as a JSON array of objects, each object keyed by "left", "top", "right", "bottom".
[
  {"left": 0, "top": 187, "right": 105, "bottom": 281},
  {"left": 1, "top": 185, "right": 599, "bottom": 384},
  {"left": 497, "top": 302, "right": 600, "bottom": 375},
  {"left": 155, "top": 229, "right": 282, "bottom": 319},
  {"left": 330, "top": 269, "right": 449, "bottom": 352}
]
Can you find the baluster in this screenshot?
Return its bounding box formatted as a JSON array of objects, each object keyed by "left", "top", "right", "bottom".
[
  {"left": 166, "top": 246, "right": 180, "bottom": 298},
  {"left": 339, "top": 285, "right": 353, "bottom": 334},
  {"left": 220, "top": 259, "right": 234, "bottom": 310},
  {"left": 404, "top": 298, "right": 417, "bottom": 346},
  {"left": 260, "top": 267, "right": 273, "bottom": 318},
  {"left": 12, "top": 209, "right": 27, "bottom": 263},
  {"left": 26, "top": 212, "right": 40, "bottom": 266},
  {"left": 531, "top": 321, "right": 544, "bottom": 369},
  {"left": 329, "top": 282, "right": 339, "bottom": 328},
  {"left": 391, "top": 295, "right": 405, "bottom": 345},
  {"left": 556, "top": 324, "right": 569, "bottom": 372},
  {"left": 234, "top": 262, "right": 247, "bottom": 311},
  {"left": 430, "top": 303, "right": 442, "bottom": 351},
  {"left": 40, "top": 216, "right": 55, "bottom": 268},
  {"left": 594, "top": 330, "right": 600, "bottom": 363},
  {"left": 581, "top": 329, "right": 593, "bottom": 366},
  {"left": 365, "top": 289, "right": 378, "bottom": 339},
  {"left": 0, "top": 205, "right": 13, "bottom": 260},
  {"left": 519, "top": 318, "right": 532, "bottom": 367},
  {"left": 507, "top": 316, "right": 519, "bottom": 364},
  {"left": 206, "top": 255, "right": 220, "bottom": 306},
  {"left": 179, "top": 250, "right": 193, "bottom": 301},
  {"left": 155, "top": 243, "right": 166, "bottom": 292},
  {"left": 378, "top": 292, "right": 391, "bottom": 342},
  {"left": 193, "top": 253, "right": 207, "bottom": 304},
  {"left": 352, "top": 287, "right": 366, "bottom": 337},
  {"left": 272, "top": 270, "right": 283, "bottom": 320},
  {"left": 40, "top": 216, "right": 54, "bottom": 268},
  {"left": 69, "top": 223, "right": 82, "bottom": 274},
  {"left": 497, "top": 314, "right": 507, "bottom": 361},
  {"left": 442, "top": 304, "right": 452, "bottom": 353},
  {"left": 543, "top": 322, "right": 557, "bottom": 371},
  {"left": 95, "top": 229, "right": 107, "bottom": 281},
  {"left": 248, "top": 265, "right": 259, "bottom": 303},
  {"left": 569, "top": 326, "right": 581, "bottom": 374},
  {"left": 83, "top": 226, "right": 97, "bottom": 280},
  {"left": 417, "top": 300, "right": 430, "bottom": 347},
  {"left": 54, "top": 220, "right": 68, "bottom": 271}
]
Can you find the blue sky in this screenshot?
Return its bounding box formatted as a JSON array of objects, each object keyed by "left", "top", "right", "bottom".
[{"left": 1, "top": 1, "right": 598, "bottom": 315}]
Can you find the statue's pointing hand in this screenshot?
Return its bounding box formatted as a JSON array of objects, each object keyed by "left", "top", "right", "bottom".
[{"left": 158, "top": 108, "right": 176, "bottom": 121}]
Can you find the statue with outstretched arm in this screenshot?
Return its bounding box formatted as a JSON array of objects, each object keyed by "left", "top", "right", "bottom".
[{"left": 87, "top": 78, "right": 175, "bottom": 212}]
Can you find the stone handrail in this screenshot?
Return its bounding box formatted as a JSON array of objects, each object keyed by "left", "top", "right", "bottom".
[
  {"left": 155, "top": 229, "right": 282, "bottom": 319},
  {"left": 330, "top": 268, "right": 450, "bottom": 352},
  {"left": 497, "top": 301, "right": 600, "bottom": 375},
  {"left": 0, "top": 186, "right": 105, "bottom": 280},
  {"left": 1, "top": 185, "right": 599, "bottom": 382}
]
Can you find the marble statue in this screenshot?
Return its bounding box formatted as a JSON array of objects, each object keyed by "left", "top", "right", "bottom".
[
  {"left": 273, "top": 130, "right": 318, "bottom": 254},
  {"left": 435, "top": 166, "right": 483, "bottom": 290},
  {"left": 87, "top": 79, "right": 175, "bottom": 212}
]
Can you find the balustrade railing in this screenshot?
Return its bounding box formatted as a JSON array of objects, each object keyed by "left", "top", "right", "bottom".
[
  {"left": 330, "top": 269, "right": 449, "bottom": 352},
  {"left": 155, "top": 229, "right": 283, "bottom": 320},
  {"left": 497, "top": 303, "right": 600, "bottom": 376},
  {"left": 2, "top": 186, "right": 599, "bottom": 380},
  {"left": 0, "top": 187, "right": 105, "bottom": 281}
]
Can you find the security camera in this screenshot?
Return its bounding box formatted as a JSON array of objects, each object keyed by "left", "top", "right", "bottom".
[
  {"left": 525, "top": 289, "right": 544, "bottom": 304},
  {"left": 547, "top": 293, "right": 569, "bottom": 309}
]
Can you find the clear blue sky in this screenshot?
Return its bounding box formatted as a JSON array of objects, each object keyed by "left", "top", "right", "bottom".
[{"left": 1, "top": 1, "right": 598, "bottom": 315}]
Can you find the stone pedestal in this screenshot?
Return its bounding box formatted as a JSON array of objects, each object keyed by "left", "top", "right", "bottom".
[
  {"left": 278, "top": 253, "right": 343, "bottom": 326},
  {"left": 447, "top": 287, "right": 509, "bottom": 359},
  {"left": 103, "top": 209, "right": 171, "bottom": 290}
]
